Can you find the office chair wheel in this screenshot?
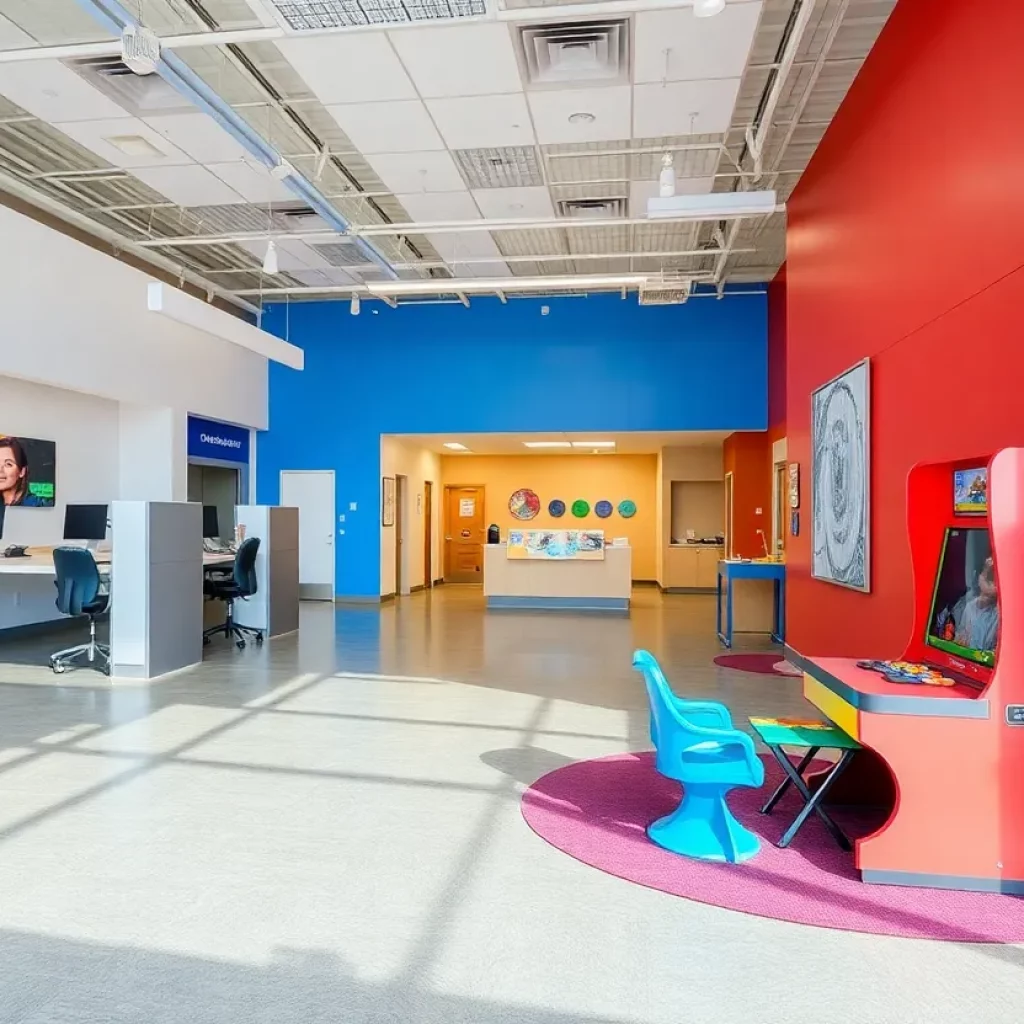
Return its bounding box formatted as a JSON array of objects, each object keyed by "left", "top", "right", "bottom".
[
  {"left": 51, "top": 661, "right": 65, "bottom": 675},
  {"left": 255, "top": 634, "right": 264, "bottom": 647},
  {"left": 203, "top": 636, "right": 211, "bottom": 646},
  {"left": 237, "top": 640, "right": 246, "bottom": 650}
]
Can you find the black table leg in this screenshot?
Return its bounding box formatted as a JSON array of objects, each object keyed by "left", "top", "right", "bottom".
[
  {"left": 775, "top": 748, "right": 857, "bottom": 852},
  {"left": 761, "top": 747, "right": 819, "bottom": 814}
]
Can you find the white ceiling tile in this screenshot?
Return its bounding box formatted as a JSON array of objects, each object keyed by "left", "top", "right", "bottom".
[
  {"left": 143, "top": 112, "right": 251, "bottom": 164},
  {"left": 395, "top": 191, "right": 481, "bottom": 222},
  {"left": 238, "top": 239, "right": 308, "bottom": 272},
  {"left": 132, "top": 165, "right": 246, "bottom": 207},
  {"left": 390, "top": 23, "right": 523, "bottom": 99},
  {"left": 633, "top": 80, "right": 741, "bottom": 137},
  {"left": 277, "top": 32, "right": 417, "bottom": 104},
  {"left": 527, "top": 87, "right": 631, "bottom": 145},
  {"left": 629, "top": 177, "right": 713, "bottom": 217},
  {"left": 425, "top": 94, "right": 534, "bottom": 149},
  {"left": 0, "top": 60, "right": 131, "bottom": 124},
  {"left": 328, "top": 100, "right": 443, "bottom": 154},
  {"left": 366, "top": 150, "right": 466, "bottom": 195},
  {"left": 238, "top": 237, "right": 330, "bottom": 272},
  {"left": 634, "top": 4, "right": 763, "bottom": 84},
  {"left": 0, "top": 14, "right": 33, "bottom": 47},
  {"left": 472, "top": 186, "right": 553, "bottom": 219},
  {"left": 461, "top": 260, "right": 511, "bottom": 279},
  {"left": 207, "top": 160, "right": 296, "bottom": 203},
  {"left": 290, "top": 268, "right": 357, "bottom": 287},
  {"left": 51, "top": 117, "right": 193, "bottom": 168},
  {"left": 429, "top": 230, "right": 503, "bottom": 262}
]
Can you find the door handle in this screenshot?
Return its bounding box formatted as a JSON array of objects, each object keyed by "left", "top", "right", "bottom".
[{"left": 445, "top": 536, "right": 452, "bottom": 541}]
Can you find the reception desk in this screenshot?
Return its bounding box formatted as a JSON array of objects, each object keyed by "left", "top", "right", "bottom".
[{"left": 483, "top": 544, "right": 631, "bottom": 611}]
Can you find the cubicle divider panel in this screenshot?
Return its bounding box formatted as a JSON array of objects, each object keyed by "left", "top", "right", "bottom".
[{"left": 234, "top": 505, "right": 300, "bottom": 638}]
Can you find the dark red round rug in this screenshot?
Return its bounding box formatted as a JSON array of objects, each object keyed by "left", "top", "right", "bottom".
[{"left": 714, "top": 653, "right": 791, "bottom": 674}]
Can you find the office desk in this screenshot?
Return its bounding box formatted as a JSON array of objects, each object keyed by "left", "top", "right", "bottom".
[{"left": 0, "top": 550, "right": 232, "bottom": 576}]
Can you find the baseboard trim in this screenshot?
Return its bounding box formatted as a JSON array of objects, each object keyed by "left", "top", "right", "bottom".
[
  {"left": 410, "top": 584, "right": 425, "bottom": 594},
  {"left": 299, "top": 583, "right": 334, "bottom": 601},
  {"left": 487, "top": 595, "right": 629, "bottom": 613},
  {"left": 631, "top": 579, "right": 659, "bottom": 587},
  {"left": 862, "top": 869, "right": 1024, "bottom": 895},
  {"left": 661, "top": 587, "right": 717, "bottom": 594},
  {"left": 334, "top": 595, "right": 386, "bottom": 605},
  {"left": 380, "top": 592, "right": 396, "bottom": 603}
]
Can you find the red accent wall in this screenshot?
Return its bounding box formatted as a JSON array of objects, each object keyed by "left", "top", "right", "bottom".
[
  {"left": 786, "top": 0, "right": 1024, "bottom": 657},
  {"left": 724, "top": 431, "right": 772, "bottom": 559}
]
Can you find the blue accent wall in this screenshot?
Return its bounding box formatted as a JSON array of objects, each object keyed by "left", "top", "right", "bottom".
[{"left": 258, "top": 291, "right": 767, "bottom": 597}]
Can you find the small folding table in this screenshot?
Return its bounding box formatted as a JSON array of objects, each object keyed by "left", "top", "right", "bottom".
[{"left": 748, "top": 717, "right": 861, "bottom": 851}]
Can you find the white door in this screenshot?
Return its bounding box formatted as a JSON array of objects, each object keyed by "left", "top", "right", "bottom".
[{"left": 281, "top": 470, "right": 335, "bottom": 601}]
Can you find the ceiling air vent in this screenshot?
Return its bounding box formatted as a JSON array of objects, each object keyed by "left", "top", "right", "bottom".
[
  {"left": 639, "top": 274, "right": 692, "bottom": 306},
  {"left": 311, "top": 240, "right": 378, "bottom": 268},
  {"left": 517, "top": 19, "right": 629, "bottom": 87},
  {"left": 67, "top": 56, "right": 192, "bottom": 116},
  {"left": 262, "top": 0, "right": 486, "bottom": 31},
  {"left": 557, "top": 198, "right": 627, "bottom": 219}
]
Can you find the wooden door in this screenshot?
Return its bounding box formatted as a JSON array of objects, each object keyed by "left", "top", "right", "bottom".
[
  {"left": 423, "top": 480, "right": 433, "bottom": 588},
  {"left": 444, "top": 485, "right": 485, "bottom": 583}
]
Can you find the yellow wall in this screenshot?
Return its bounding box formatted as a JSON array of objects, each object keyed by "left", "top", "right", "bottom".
[{"left": 440, "top": 454, "right": 658, "bottom": 580}]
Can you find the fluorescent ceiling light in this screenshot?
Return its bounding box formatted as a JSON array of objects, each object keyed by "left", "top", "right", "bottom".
[
  {"left": 647, "top": 191, "right": 778, "bottom": 220},
  {"left": 443, "top": 442, "right": 470, "bottom": 451},
  {"left": 523, "top": 441, "right": 572, "bottom": 449},
  {"left": 571, "top": 441, "right": 616, "bottom": 448},
  {"left": 105, "top": 134, "right": 164, "bottom": 158},
  {"left": 147, "top": 281, "right": 303, "bottom": 370}
]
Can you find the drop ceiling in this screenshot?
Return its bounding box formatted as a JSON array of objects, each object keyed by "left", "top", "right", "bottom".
[{"left": 0, "top": 0, "right": 896, "bottom": 309}]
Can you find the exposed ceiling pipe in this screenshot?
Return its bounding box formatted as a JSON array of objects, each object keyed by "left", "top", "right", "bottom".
[{"left": 71, "top": 0, "right": 400, "bottom": 280}]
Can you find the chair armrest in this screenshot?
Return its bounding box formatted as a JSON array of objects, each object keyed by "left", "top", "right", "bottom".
[
  {"left": 673, "top": 698, "right": 733, "bottom": 729},
  {"left": 681, "top": 720, "right": 763, "bottom": 781}
]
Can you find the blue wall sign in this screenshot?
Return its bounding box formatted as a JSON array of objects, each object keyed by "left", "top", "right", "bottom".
[{"left": 188, "top": 415, "right": 250, "bottom": 464}]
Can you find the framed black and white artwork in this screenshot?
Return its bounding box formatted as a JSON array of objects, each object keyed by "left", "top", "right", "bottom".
[{"left": 811, "top": 358, "right": 870, "bottom": 592}]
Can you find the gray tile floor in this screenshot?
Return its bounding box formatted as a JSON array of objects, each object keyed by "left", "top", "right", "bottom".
[{"left": 0, "top": 588, "right": 1020, "bottom": 1023}]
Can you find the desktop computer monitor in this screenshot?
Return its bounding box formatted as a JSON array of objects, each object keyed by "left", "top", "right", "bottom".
[
  {"left": 64, "top": 504, "right": 108, "bottom": 542},
  {"left": 203, "top": 505, "right": 220, "bottom": 539}
]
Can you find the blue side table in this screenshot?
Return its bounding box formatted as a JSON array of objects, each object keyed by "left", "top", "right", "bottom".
[{"left": 716, "top": 560, "right": 786, "bottom": 649}]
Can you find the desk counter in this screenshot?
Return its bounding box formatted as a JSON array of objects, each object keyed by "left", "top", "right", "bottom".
[{"left": 483, "top": 544, "right": 631, "bottom": 611}]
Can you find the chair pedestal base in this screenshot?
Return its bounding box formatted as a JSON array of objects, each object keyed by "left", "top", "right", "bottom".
[{"left": 648, "top": 783, "right": 760, "bottom": 863}]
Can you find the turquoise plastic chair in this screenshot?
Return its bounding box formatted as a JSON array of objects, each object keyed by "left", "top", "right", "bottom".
[{"left": 632, "top": 650, "right": 764, "bottom": 863}]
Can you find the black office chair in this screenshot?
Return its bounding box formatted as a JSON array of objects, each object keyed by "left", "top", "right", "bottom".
[
  {"left": 203, "top": 536, "right": 264, "bottom": 649},
  {"left": 51, "top": 546, "right": 111, "bottom": 676}
]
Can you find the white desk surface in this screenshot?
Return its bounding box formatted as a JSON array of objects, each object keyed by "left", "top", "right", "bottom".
[{"left": 0, "top": 551, "right": 234, "bottom": 576}]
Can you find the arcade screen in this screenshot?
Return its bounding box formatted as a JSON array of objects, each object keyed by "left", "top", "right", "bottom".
[
  {"left": 0, "top": 435, "right": 56, "bottom": 507},
  {"left": 926, "top": 527, "right": 997, "bottom": 667}
]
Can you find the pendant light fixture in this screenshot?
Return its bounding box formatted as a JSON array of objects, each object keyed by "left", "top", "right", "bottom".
[
  {"left": 262, "top": 240, "right": 279, "bottom": 276},
  {"left": 694, "top": 0, "right": 726, "bottom": 16}
]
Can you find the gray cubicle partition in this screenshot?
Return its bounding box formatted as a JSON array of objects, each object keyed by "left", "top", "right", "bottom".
[
  {"left": 111, "top": 501, "right": 203, "bottom": 679},
  {"left": 234, "top": 505, "right": 300, "bottom": 637}
]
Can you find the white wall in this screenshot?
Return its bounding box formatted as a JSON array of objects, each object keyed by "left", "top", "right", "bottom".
[
  {"left": 0, "top": 205, "right": 269, "bottom": 442},
  {"left": 380, "top": 437, "right": 441, "bottom": 596}
]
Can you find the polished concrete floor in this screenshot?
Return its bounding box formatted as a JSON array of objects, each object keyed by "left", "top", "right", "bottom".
[{"left": 0, "top": 587, "right": 1019, "bottom": 1023}]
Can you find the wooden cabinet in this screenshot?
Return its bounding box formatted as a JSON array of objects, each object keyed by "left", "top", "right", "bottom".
[{"left": 664, "top": 545, "right": 723, "bottom": 590}]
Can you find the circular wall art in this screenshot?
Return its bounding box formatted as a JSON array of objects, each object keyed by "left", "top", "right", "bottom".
[
  {"left": 508, "top": 488, "right": 541, "bottom": 521},
  {"left": 571, "top": 499, "right": 590, "bottom": 518},
  {"left": 548, "top": 499, "right": 566, "bottom": 518},
  {"left": 594, "top": 500, "right": 613, "bottom": 519},
  {"left": 618, "top": 500, "right": 637, "bottom": 518}
]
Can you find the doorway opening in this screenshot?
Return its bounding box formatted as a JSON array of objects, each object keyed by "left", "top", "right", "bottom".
[
  {"left": 444, "top": 484, "right": 485, "bottom": 584},
  {"left": 773, "top": 460, "right": 787, "bottom": 558},
  {"left": 724, "top": 472, "right": 735, "bottom": 559},
  {"left": 423, "top": 480, "right": 433, "bottom": 588},
  {"left": 187, "top": 463, "right": 240, "bottom": 542}
]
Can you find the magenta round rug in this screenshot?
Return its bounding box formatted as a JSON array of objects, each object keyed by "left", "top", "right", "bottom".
[
  {"left": 713, "top": 653, "right": 790, "bottom": 674},
  {"left": 521, "top": 752, "right": 1024, "bottom": 941}
]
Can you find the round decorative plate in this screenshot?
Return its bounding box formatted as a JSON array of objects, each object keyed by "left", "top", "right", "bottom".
[
  {"left": 509, "top": 488, "right": 541, "bottom": 520},
  {"left": 548, "top": 499, "right": 566, "bottom": 518},
  {"left": 594, "top": 500, "right": 613, "bottom": 518},
  {"left": 571, "top": 499, "right": 590, "bottom": 518},
  {"left": 618, "top": 500, "right": 637, "bottom": 518}
]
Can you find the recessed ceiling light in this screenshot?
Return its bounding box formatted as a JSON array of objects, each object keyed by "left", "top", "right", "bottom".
[
  {"left": 104, "top": 134, "right": 164, "bottom": 158},
  {"left": 443, "top": 442, "right": 470, "bottom": 451},
  {"left": 523, "top": 441, "right": 572, "bottom": 448},
  {"left": 571, "top": 441, "right": 616, "bottom": 448},
  {"left": 568, "top": 112, "right": 596, "bottom": 124}
]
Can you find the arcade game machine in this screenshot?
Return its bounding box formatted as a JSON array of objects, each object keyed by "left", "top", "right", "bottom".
[{"left": 791, "top": 448, "right": 1024, "bottom": 893}]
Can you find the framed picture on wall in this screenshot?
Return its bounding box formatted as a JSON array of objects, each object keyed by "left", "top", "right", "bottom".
[
  {"left": 788, "top": 463, "right": 800, "bottom": 509},
  {"left": 382, "top": 476, "right": 395, "bottom": 527},
  {"left": 811, "top": 358, "right": 870, "bottom": 592}
]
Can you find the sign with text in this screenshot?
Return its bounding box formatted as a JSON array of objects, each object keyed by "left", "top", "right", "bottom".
[{"left": 187, "top": 416, "right": 250, "bottom": 464}]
